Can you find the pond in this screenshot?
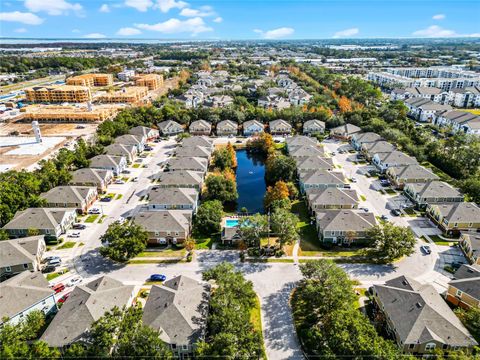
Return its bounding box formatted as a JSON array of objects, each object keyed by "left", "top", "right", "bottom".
[{"left": 235, "top": 149, "right": 266, "bottom": 214}]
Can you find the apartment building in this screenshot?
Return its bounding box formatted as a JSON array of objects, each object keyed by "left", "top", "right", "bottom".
[
  {"left": 66, "top": 73, "right": 113, "bottom": 87},
  {"left": 97, "top": 86, "right": 148, "bottom": 104},
  {"left": 134, "top": 74, "right": 163, "bottom": 90},
  {"left": 21, "top": 105, "right": 118, "bottom": 123},
  {"left": 25, "top": 85, "right": 92, "bottom": 103}
]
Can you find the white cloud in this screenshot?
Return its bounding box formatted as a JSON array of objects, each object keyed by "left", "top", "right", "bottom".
[
  {"left": 254, "top": 27, "right": 294, "bottom": 39},
  {"left": 179, "top": 6, "right": 214, "bottom": 17},
  {"left": 432, "top": 14, "right": 445, "bottom": 20},
  {"left": 332, "top": 27, "right": 359, "bottom": 38},
  {"left": 24, "top": 0, "right": 83, "bottom": 16},
  {"left": 124, "top": 0, "right": 153, "bottom": 12},
  {"left": 83, "top": 33, "right": 107, "bottom": 38},
  {"left": 412, "top": 25, "right": 456, "bottom": 37},
  {"left": 155, "top": 0, "right": 188, "bottom": 13},
  {"left": 72, "top": 29, "right": 80, "bottom": 33},
  {"left": 136, "top": 17, "right": 212, "bottom": 35},
  {"left": 116, "top": 27, "right": 142, "bottom": 36},
  {"left": 0, "top": 11, "right": 44, "bottom": 25},
  {"left": 213, "top": 16, "right": 222, "bottom": 23},
  {"left": 14, "top": 28, "right": 28, "bottom": 33},
  {"left": 99, "top": 4, "right": 110, "bottom": 13}
]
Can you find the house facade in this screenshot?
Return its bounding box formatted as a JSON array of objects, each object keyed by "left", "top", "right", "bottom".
[
  {"left": 133, "top": 210, "right": 192, "bottom": 245},
  {"left": 69, "top": 168, "right": 113, "bottom": 193},
  {"left": 303, "top": 119, "right": 325, "bottom": 135},
  {"left": 0, "top": 236, "right": 46, "bottom": 281},
  {"left": 404, "top": 181, "right": 464, "bottom": 209},
  {"left": 189, "top": 120, "right": 212, "bottom": 136},
  {"left": 459, "top": 232, "right": 480, "bottom": 265},
  {"left": 243, "top": 120, "right": 264, "bottom": 136},
  {"left": 446, "top": 264, "right": 480, "bottom": 309},
  {"left": 90, "top": 155, "right": 127, "bottom": 176},
  {"left": 426, "top": 202, "right": 480, "bottom": 234},
  {"left": 40, "top": 185, "right": 98, "bottom": 214},
  {"left": 158, "top": 120, "right": 184, "bottom": 136},
  {"left": 216, "top": 120, "right": 238, "bottom": 136}
]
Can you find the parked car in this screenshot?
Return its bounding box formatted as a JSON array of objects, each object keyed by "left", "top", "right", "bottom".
[
  {"left": 88, "top": 208, "right": 101, "bottom": 214},
  {"left": 122, "top": 170, "right": 131, "bottom": 174},
  {"left": 420, "top": 245, "right": 431, "bottom": 255},
  {"left": 47, "top": 258, "right": 62, "bottom": 267},
  {"left": 380, "top": 179, "right": 390, "bottom": 187},
  {"left": 361, "top": 207, "right": 369, "bottom": 212},
  {"left": 114, "top": 180, "right": 125, "bottom": 184},
  {"left": 72, "top": 223, "right": 86, "bottom": 230},
  {"left": 68, "top": 231, "right": 81, "bottom": 238},
  {"left": 43, "top": 256, "right": 60, "bottom": 263},
  {"left": 380, "top": 215, "right": 388, "bottom": 221},
  {"left": 52, "top": 283, "right": 65, "bottom": 294},
  {"left": 58, "top": 293, "right": 70, "bottom": 304},
  {"left": 149, "top": 274, "right": 166, "bottom": 282},
  {"left": 135, "top": 159, "right": 143, "bottom": 163},
  {"left": 67, "top": 276, "right": 82, "bottom": 287},
  {"left": 451, "top": 262, "right": 465, "bottom": 270},
  {"left": 132, "top": 177, "right": 138, "bottom": 182},
  {"left": 42, "top": 265, "right": 56, "bottom": 273},
  {"left": 100, "top": 197, "right": 112, "bottom": 202},
  {"left": 350, "top": 177, "right": 357, "bottom": 183},
  {"left": 390, "top": 209, "right": 401, "bottom": 216}
]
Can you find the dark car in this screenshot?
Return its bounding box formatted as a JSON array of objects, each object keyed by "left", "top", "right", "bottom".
[
  {"left": 149, "top": 274, "right": 166, "bottom": 282},
  {"left": 420, "top": 245, "right": 431, "bottom": 255},
  {"left": 390, "top": 209, "right": 401, "bottom": 216},
  {"left": 42, "top": 265, "right": 56, "bottom": 273},
  {"left": 72, "top": 223, "right": 86, "bottom": 230},
  {"left": 100, "top": 197, "right": 112, "bottom": 202},
  {"left": 451, "top": 262, "right": 465, "bottom": 270}
]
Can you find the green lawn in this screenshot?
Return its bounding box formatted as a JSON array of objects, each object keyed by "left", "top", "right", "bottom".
[
  {"left": 46, "top": 269, "right": 69, "bottom": 281},
  {"left": 429, "top": 235, "right": 454, "bottom": 246},
  {"left": 98, "top": 215, "right": 107, "bottom": 224},
  {"left": 116, "top": 194, "right": 123, "bottom": 200},
  {"left": 136, "top": 248, "right": 186, "bottom": 258},
  {"left": 78, "top": 242, "right": 85, "bottom": 247},
  {"left": 57, "top": 241, "right": 76, "bottom": 250},
  {"left": 194, "top": 236, "right": 215, "bottom": 249},
  {"left": 128, "top": 259, "right": 184, "bottom": 264},
  {"left": 132, "top": 163, "right": 141, "bottom": 168},
  {"left": 360, "top": 195, "right": 367, "bottom": 201},
  {"left": 292, "top": 200, "right": 323, "bottom": 253},
  {"left": 250, "top": 296, "right": 267, "bottom": 360},
  {"left": 85, "top": 214, "right": 99, "bottom": 223},
  {"left": 384, "top": 189, "right": 396, "bottom": 195}
]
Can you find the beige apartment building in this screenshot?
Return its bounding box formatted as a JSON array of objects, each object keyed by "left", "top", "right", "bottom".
[
  {"left": 97, "top": 86, "right": 148, "bottom": 104},
  {"left": 21, "top": 105, "right": 118, "bottom": 123},
  {"left": 134, "top": 74, "right": 163, "bottom": 90},
  {"left": 25, "top": 85, "right": 92, "bottom": 103},
  {"left": 67, "top": 73, "right": 113, "bottom": 87}
]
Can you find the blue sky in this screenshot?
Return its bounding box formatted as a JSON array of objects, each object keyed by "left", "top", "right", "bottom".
[{"left": 0, "top": 0, "right": 479, "bottom": 39}]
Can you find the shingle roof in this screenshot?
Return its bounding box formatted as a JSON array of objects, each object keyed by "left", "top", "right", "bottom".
[
  {"left": 129, "top": 126, "right": 155, "bottom": 138},
  {"left": 303, "top": 119, "right": 325, "bottom": 129},
  {"left": 90, "top": 154, "right": 125, "bottom": 168},
  {"left": 269, "top": 119, "right": 292, "bottom": 130},
  {"left": 70, "top": 168, "right": 111, "bottom": 186},
  {"left": 243, "top": 120, "right": 264, "bottom": 129},
  {"left": 216, "top": 120, "right": 238, "bottom": 130},
  {"left": 374, "top": 276, "right": 477, "bottom": 347},
  {"left": 408, "top": 181, "right": 463, "bottom": 199},
  {"left": 175, "top": 145, "right": 211, "bottom": 158},
  {"left": 296, "top": 156, "right": 334, "bottom": 171},
  {"left": 308, "top": 188, "right": 359, "bottom": 207},
  {"left": 375, "top": 151, "right": 418, "bottom": 165},
  {"left": 331, "top": 123, "right": 362, "bottom": 136},
  {"left": 148, "top": 187, "right": 198, "bottom": 207},
  {"left": 133, "top": 210, "right": 192, "bottom": 233},
  {"left": 181, "top": 136, "right": 212, "bottom": 148},
  {"left": 286, "top": 135, "right": 318, "bottom": 147},
  {"left": 114, "top": 134, "right": 144, "bottom": 146},
  {"left": 3, "top": 208, "right": 75, "bottom": 231},
  {"left": 316, "top": 210, "right": 376, "bottom": 232},
  {"left": 142, "top": 276, "right": 210, "bottom": 345},
  {"left": 40, "top": 276, "right": 134, "bottom": 347},
  {"left": 167, "top": 157, "right": 208, "bottom": 172},
  {"left": 353, "top": 132, "right": 383, "bottom": 144},
  {"left": 300, "top": 170, "right": 345, "bottom": 186},
  {"left": 431, "top": 202, "right": 480, "bottom": 223},
  {"left": 189, "top": 120, "right": 212, "bottom": 131},
  {"left": 288, "top": 145, "right": 324, "bottom": 158},
  {"left": 40, "top": 186, "right": 96, "bottom": 205},
  {"left": 0, "top": 236, "right": 43, "bottom": 268},
  {"left": 387, "top": 164, "right": 439, "bottom": 181},
  {"left": 158, "top": 120, "right": 183, "bottom": 132},
  {"left": 362, "top": 140, "right": 396, "bottom": 154},
  {"left": 157, "top": 170, "right": 203, "bottom": 187},
  {"left": 104, "top": 143, "right": 136, "bottom": 158},
  {"left": 0, "top": 272, "right": 54, "bottom": 322}
]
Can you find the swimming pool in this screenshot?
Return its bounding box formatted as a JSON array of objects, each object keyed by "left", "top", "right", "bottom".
[{"left": 225, "top": 219, "right": 239, "bottom": 228}]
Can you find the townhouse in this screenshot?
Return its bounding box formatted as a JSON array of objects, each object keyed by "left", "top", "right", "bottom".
[
  {"left": 175, "top": 145, "right": 212, "bottom": 160},
  {"left": 404, "top": 97, "right": 452, "bottom": 122},
  {"left": 41, "top": 277, "right": 135, "bottom": 348},
  {"left": 243, "top": 120, "right": 264, "bottom": 136},
  {"left": 303, "top": 119, "right": 325, "bottom": 135},
  {"left": 189, "top": 120, "right": 212, "bottom": 136},
  {"left": 129, "top": 125, "right": 159, "bottom": 141},
  {"left": 0, "top": 236, "right": 46, "bottom": 281},
  {"left": 3, "top": 208, "right": 77, "bottom": 239},
  {"left": 404, "top": 181, "right": 464, "bottom": 209},
  {"left": 315, "top": 209, "right": 376, "bottom": 244},
  {"left": 307, "top": 187, "right": 359, "bottom": 211},
  {"left": 386, "top": 164, "right": 439, "bottom": 190},
  {"left": 269, "top": 119, "right": 292, "bottom": 135},
  {"left": 216, "top": 120, "right": 238, "bottom": 136},
  {"left": 0, "top": 272, "right": 56, "bottom": 325},
  {"left": 433, "top": 110, "right": 480, "bottom": 136},
  {"left": 69, "top": 168, "right": 113, "bottom": 193},
  {"left": 449, "top": 86, "right": 480, "bottom": 108},
  {"left": 158, "top": 120, "right": 184, "bottom": 136},
  {"left": 330, "top": 123, "right": 362, "bottom": 140},
  {"left": 459, "top": 232, "right": 480, "bottom": 265},
  {"left": 446, "top": 264, "right": 480, "bottom": 309},
  {"left": 132, "top": 210, "right": 192, "bottom": 245},
  {"left": 166, "top": 157, "right": 208, "bottom": 173},
  {"left": 426, "top": 202, "right": 480, "bottom": 235},
  {"left": 180, "top": 136, "right": 213, "bottom": 150},
  {"left": 288, "top": 144, "right": 325, "bottom": 159},
  {"left": 114, "top": 134, "right": 145, "bottom": 153},
  {"left": 296, "top": 156, "right": 334, "bottom": 173},
  {"left": 361, "top": 141, "right": 396, "bottom": 160},
  {"left": 285, "top": 135, "right": 317, "bottom": 150},
  {"left": 350, "top": 132, "right": 383, "bottom": 151},
  {"left": 372, "top": 276, "right": 477, "bottom": 355},
  {"left": 104, "top": 143, "right": 137, "bottom": 163},
  {"left": 40, "top": 185, "right": 98, "bottom": 214},
  {"left": 157, "top": 170, "right": 204, "bottom": 190},
  {"left": 390, "top": 87, "right": 449, "bottom": 104},
  {"left": 90, "top": 154, "right": 127, "bottom": 175},
  {"left": 147, "top": 187, "right": 199, "bottom": 212},
  {"left": 372, "top": 151, "right": 418, "bottom": 173},
  {"left": 298, "top": 170, "right": 345, "bottom": 194}
]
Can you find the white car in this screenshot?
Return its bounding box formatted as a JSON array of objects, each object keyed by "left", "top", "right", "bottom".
[
  {"left": 350, "top": 177, "right": 357, "bottom": 183},
  {"left": 115, "top": 179, "right": 125, "bottom": 184},
  {"left": 67, "top": 276, "right": 82, "bottom": 287},
  {"left": 68, "top": 231, "right": 81, "bottom": 238}
]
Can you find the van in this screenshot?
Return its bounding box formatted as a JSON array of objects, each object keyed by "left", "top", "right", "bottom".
[
  {"left": 52, "top": 283, "right": 65, "bottom": 293},
  {"left": 48, "top": 258, "right": 62, "bottom": 267}
]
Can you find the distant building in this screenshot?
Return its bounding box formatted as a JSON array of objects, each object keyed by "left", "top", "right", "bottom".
[
  {"left": 134, "top": 74, "right": 163, "bottom": 90},
  {"left": 25, "top": 85, "right": 92, "bottom": 103},
  {"left": 117, "top": 69, "right": 135, "bottom": 81},
  {"left": 67, "top": 73, "right": 113, "bottom": 87}
]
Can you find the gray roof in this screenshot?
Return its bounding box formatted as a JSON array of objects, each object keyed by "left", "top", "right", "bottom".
[
  {"left": 308, "top": 188, "right": 359, "bottom": 207},
  {"left": 158, "top": 120, "right": 183, "bottom": 132},
  {"left": 430, "top": 202, "right": 480, "bottom": 223},
  {"left": 90, "top": 154, "right": 125, "bottom": 168},
  {"left": 41, "top": 276, "right": 134, "bottom": 347},
  {"left": 142, "top": 276, "right": 210, "bottom": 345},
  {"left": 316, "top": 210, "right": 376, "bottom": 232},
  {"left": 303, "top": 119, "right": 325, "bottom": 130},
  {"left": 148, "top": 187, "right": 198, "bottom": 207},
  {"left": 3, "top": 208, "right": 76, "bottom": 231},
  {"left": 0, "top": 236, "right": 43, "bottom": 268},
  {"left": 450, "top": 264, "right": 480, "bottom": 301},
  {"left": 158, "top": 170, "right": 203, "bottom": 188},
  {"left": 114, "top": 134, "right": 144, "bottom": 146},
  {"left": 438, "top": 110, "right": 480, "bottom": 124},
  {"left": 189, "top": 120, "right": 212, "bottom": 131},
  {"left": 387, "top": 164, "right": 439, "bottom": 181},
  {"left": 408, "top": 181, "right": 463, "bottom": 199},
  {"left": 375, "top": 151, "right": 418, "bottom": 166},
  {"left": 373, "top": 276, "right": 477, "bottom": 347},
  {"left": 462, "top": 232, "right": 480, "bottom": 253},
  {"left": 40, "top": 186, "right": 96, "bottom": 205},
  {"left": 0, "top": 272, "right": 54, "bottom": 322},
  {"left": 216, "top": 120, "right": 238, "bottom": 131},
  {"left": 296, "top": 156, "right": 334, "bottom": 171},
  {"left": 129, "top": 125, "right": 156, "bottom": 137},
  {"left": 181, "top": 136, "right": 212, "bottom": 148},
  {"left": 286, "top": 135, "right": 318, "bottom": 148},
  {"left": 269, "top": 119, "right": 292, "bottom": 130},
  {"left": 70, "top": 168, "right": 112, "bottom": 186},
  {"left": 289, "top": 145, "right": 324, "bottom": 158},
  {"left": 300, "top": 170, "right": 345, "bottom": 186},
  {"left": 404, "top": 97, "right": 432, "bottom": 107},
  {"left": 362, "top": 140, "right": 396, "bottom": 154},
  {"left": 406, "top": 87, "right": 444, "bottom": 96},
  {"left": 353, "top": 132, "right": 383, "bottom": 144},
  {"left": 331, "top": 123, "right": 362, "bottom": 136},
  {"left": 133, "top": 210, "right": 192, "bottom": 233},
  {"left": 104, "top": 143, "right": 136, "bottom": 158},
  {"left": 243, "top": 119, "right": 264, "bottom": 129},
  {"left": 175, "top": 145, "right": 211, "bottom": 158},
  {"left": 167, "top": 157, "right": 208, "bottom": 172}
]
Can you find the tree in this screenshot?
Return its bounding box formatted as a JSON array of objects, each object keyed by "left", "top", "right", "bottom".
[
  {"left": 264, "top": 181, "right": 290, "bottom": 209},
  {"left": 246, "top": 132, "right": 274, "bottom": 156},
  {"left": 265, "top": 154, "right": 296, "bottom": 184},
  {"left": 366, "top": 223, "right": 416, "bottom": 263},
  {"left": 0, "top": 229, "right": 9, "bottom": 240},
  {"left": 212, "top": 148, "right": 234, "bottom": 170},
  {"left": 270, "top": 208, "right": 299, "bottom": 247},
  {"left": 238, "top": 213, "right": 267, "bottom": 248},
  {"left": 99, "top": 222, "right": 148, "bottom": 262},
  {"left": 204, "top": 171, "right": 238, "bottom": 203},
  {"left": 226, "top": 142, "right": 237, "bottom": 168},
  {"left": 184, "top": 238, "right": 195, "bottom": 253},
  {"left": 455, "top": 306, "right": 480, "bottom": 343},
  {"left": 338, "top": 96, "right": 352, "bottom": 113},
  {"left": 194, "top": 200, "right": 223, "bottom": 235}
]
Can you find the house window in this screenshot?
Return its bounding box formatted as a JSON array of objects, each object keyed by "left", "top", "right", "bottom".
[
  {"left": 5, "top": 266, "right": 11, "bottom": 272},
  {"left": 171, "top": 344, "right": 177, "bottom": 349},
  {"left": 456, "top": 289, "right": 463, "bottom": 297},
  {"left": 23, "top": 263, "right": 29, "bottom": 269},
  {"left": 182, "top": 345, "right": 188, "bottom": 350},
  {"left": 425, "top": 343, "right": 436, "bottom": 350},
  {"left": 409, "top": 344, "right": 415, "bottom": 349},
  {"left": 442, "top": 344, "right": 448, "bottom": 350}
]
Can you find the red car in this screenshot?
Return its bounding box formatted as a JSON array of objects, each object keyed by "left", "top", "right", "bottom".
[
  {"left": 52, "top": 283, "right": 65, "bottom": 294},
  {"left": 58, "top": 293, "right": 70, "bottom": 304}
]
